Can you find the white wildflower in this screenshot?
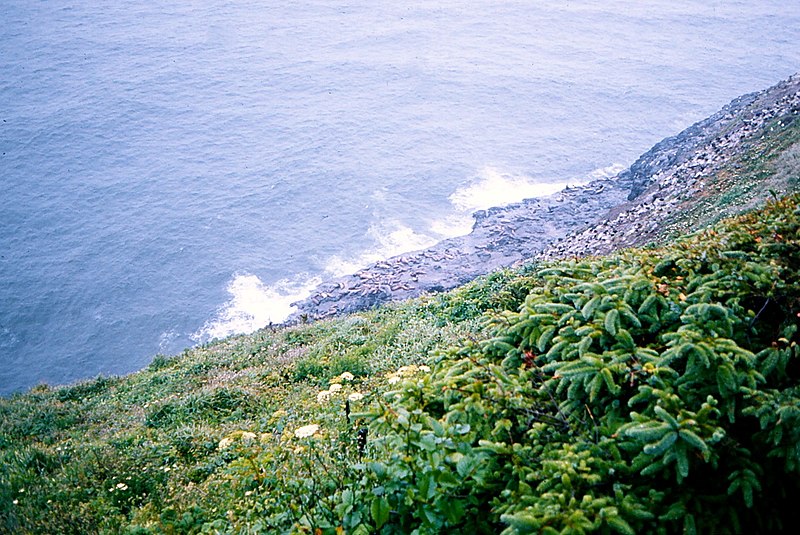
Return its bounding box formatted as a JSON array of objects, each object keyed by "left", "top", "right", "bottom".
[
  {"left": 317, "top": 390, "right": 332, "bottom": 402},
  {"left": 294, "top": 424, "right": 320, "bottom": 439},
  {"left": 419, "top": 365, "right": 431, "bottom": 373},
  {"left": 339, "top": 372, "right": 355, "bottom": 381},
  {"left": 116, "top": 483, "right": 128, "bottom": 491},
  {"left": 347, "top": 392, "right": 364, "bottom": 402},
  {"left": 387, "top": 376, "right": 401, "bottom": 384},
  {"left": 328, "top": 383, "right": 343, "bottom": 392},
  {"left": 218, "top": 437, "right": 234, "bottom": 450}
]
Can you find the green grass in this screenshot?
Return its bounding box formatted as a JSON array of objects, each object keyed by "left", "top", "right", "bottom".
[{"left": 0, "top": 289, "right": 496, "bottom": 534}]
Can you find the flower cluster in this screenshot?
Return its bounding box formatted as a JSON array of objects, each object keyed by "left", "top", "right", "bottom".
[
  {"left": 338, "top": 371, "right": 355, "bottom": 382},
  {"left": 294, "top": 424, "right": 320, "bottom": 439},
  {"left": 109, "top": 482, "right": 129, "bottom": 493},
  {"left": 218, "top": 430, "right": 258, "bottom": 450},
  {"left": 317, "top": 371, "right": 361, "bottom": 402},
  {"left": 386, "top": 364, "right": 431, "bottom": 384}
]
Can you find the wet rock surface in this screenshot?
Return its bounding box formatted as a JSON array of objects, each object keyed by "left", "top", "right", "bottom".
[{"left": 289, "top": 75, "right": 800, "bottom": 322}]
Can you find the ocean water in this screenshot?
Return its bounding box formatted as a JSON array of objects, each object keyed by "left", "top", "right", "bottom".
[{"left": 1, "top": 0, "right": 798, "bottom": 395}]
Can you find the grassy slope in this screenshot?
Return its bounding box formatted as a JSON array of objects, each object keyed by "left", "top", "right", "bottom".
[
  {"left": 0, "top": 277, "right": 519, "bottom": 533},
  {"left": 1, "top": 128, "right": 799, "bottom": 533}
]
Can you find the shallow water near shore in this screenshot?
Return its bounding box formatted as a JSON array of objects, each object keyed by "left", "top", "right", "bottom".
[{"left": 1, "top": 0, "right": 799, "bottom": 395}]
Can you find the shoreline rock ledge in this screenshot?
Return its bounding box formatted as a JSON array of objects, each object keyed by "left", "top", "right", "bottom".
[{"left": 288, "top": 74, "right": 800, "bottom": 322}]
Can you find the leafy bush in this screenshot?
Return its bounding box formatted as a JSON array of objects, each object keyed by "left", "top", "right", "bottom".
[{"left": 327, "top": 195, "right": 800, "bottom": 534}]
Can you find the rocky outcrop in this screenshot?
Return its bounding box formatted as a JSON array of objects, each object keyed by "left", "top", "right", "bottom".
[
  {"left": 289, "top": 178, "right": 630, "bottom": 320},
  {"left": 539, "top": 74, "right": 800, "bottom": 260},
  {"left": 289, "top": 74, "right": 800, "bottom": 322}
]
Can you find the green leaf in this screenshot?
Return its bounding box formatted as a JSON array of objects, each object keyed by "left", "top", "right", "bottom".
[
  {"left": 624, "top": 422, "right": 672, "bottom": 442},
  {"left": 606, "top": 515, "right": 636, "bottom": 535},
  {"left": 500, "top": 511, "right": 542, "bottom": 533},
  {"left": 654, "top": 406, "right": 680, "bottom": 429},
  {"left": 427, "top": 417, "right": 445, "bottom": 436},
  {"left": 558, "top": 363, "right": 597, "bottom": 377},
  {"left": 743, "top": 482, "right": 754, "bottom": 508},
  {"left": 582, "top": 295, "right": 602, "bottom": 320},
  {"left": 678, "top": 429, "right": 708, "bottom": 453},
  {"left": 601, "top": 367, "right": 620, "bottom": 394},
  {"left": 369, "top": 462, "right": 387, "bottom": 478},
  {"left": 615, "top": 329, "right": 636, "bottom": 350},
  {"left": 535, "top": 302, "right": 575, "bottom": 315},
  {"left": 456, "top": 455, "right": 476, "bottom": 478},
  {"left": 640, "top": 457, "right": 666, "bottom": 477},
  {"left": 604, "top": 309, "right": 620, "bottom": 336},
  {"left": 536, "top": 325, "right": 557, "bottom": 352},
  {"left": 619, "top": 306, "right": 643, "bottom": 328},
  {"left": 579, "top": 335, "right": 594, "bottom": 356},
  {"left": 683, "top": 513, "right": 697, "bottom": 535},
  {"left": 442, "top": 498, "right": 465, "bottom": 524},
  {"left": 546, "top": 340, "right": 570, "bottom": 360},
  {"left": 370, "top": 496, "right": 391, "bottom": 529},
  {"left": 418, "top": 472, "right": 437, "bottom": 500},
  {"left": 643, "top": 431, "right": 678, "bottom": 456},
  {"left": 638, "top": 294, "right": 660, "bottom": 316},
  {"left": 589, "top": 373, "right": 604, "bottom": 402},
  {"left": 676, "top": 448, "right": 690, "bottom": 479}
]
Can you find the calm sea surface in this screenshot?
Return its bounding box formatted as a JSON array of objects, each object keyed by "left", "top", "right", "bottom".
[{"left": 1, "top": 0, "right": 798, "bottom": 395}]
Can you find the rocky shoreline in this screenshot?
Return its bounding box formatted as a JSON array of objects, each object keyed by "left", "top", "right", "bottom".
[
  {"left": 289, "top": 74, "right": 800, "bottom": 322},
  {"left": 540, "top": 74, "right": 800, "bottom": 260}
]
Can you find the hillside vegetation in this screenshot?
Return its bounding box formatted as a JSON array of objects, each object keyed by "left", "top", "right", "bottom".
[{"left": 2, "top": 191, "right": 799, "bottom": 533}]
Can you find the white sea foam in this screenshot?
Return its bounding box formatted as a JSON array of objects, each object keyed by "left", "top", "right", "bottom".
[
  {"left": 197, "top": 163, "right": 627, "bottom": 342},
  {"left": 158, "top": 329, "right": 180, "bottom": 353},
  {"left": 325, "top": 219, "right": 440, "bottom": 276},
  {"left": 429, "top": 213, "right": 476, "bottom": 238},
  {"left": 449, "top": 166, "right": 580, "bottom": 213},
  {"left": 588, "top": 163, "right": 626, "bottom": 180},
  {"left": 193, "top": 273, "right": 322, "bottom": 342}
]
